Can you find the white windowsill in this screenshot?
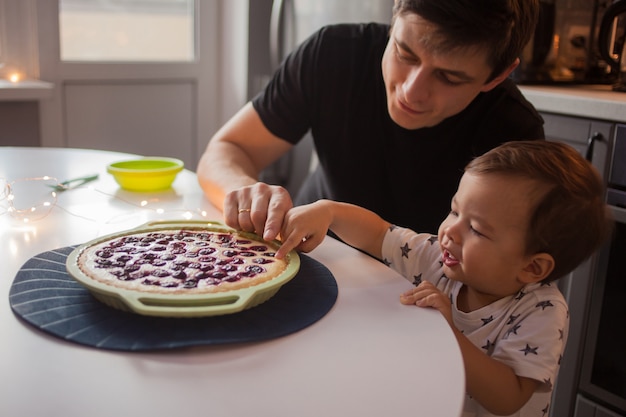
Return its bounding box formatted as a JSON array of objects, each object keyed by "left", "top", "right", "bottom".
[{"left": 0, "top": 79, "right": 54, "bottom": 101}]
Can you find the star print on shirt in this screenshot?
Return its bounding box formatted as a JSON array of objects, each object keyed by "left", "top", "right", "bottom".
[
  {"left": 482, "top": 339, "right": 495, "bottom": 353},
  {"left": 536, "top": 300, "right": 554, "bottom": 310},
  {"left": 520, "top": 344, "right": 538, "bottom": 356},
  {"left": 412, "top": 273, "right": 422, "bottom": 286},
  {"left": 541, "top": 403, "right": 550, "bottom": 416},
  {"left": 389, "top": 225, "right": 397, "bottom": 232},
  {"left": 400, "top": 242, "right": 411, "bottom": 258},
  {"left": 383, "top": 258, "right": 391, "bottom": 267},
  {"left": 543, "top": 377, "right": 553, "bottom": 390},
  {"left": 481, "top": 315, "right": 494, "bottom": 326},
  {"left": 427, "top": 235, "right": 438, "bottom": 245},
  {"left": 515, "top": 290, "right": 527, "bottom": 301},
  {"left": 506, "top": 313, "right": 520, "bottom": 325},
  {"left": 507, "top": 323, "right": 522, "bottom": 336}
]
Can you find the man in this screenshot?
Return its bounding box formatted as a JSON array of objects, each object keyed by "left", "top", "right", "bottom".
[{"left": 197, "top": 0, "right": 543, "bottom": 241}]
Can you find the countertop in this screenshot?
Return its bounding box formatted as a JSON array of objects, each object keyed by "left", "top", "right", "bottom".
[{"left": 519, "top": 84, "right": 626, "bottom": 123}]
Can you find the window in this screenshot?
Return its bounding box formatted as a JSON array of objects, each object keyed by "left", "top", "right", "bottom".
[{"left": 59, "top": 0, "right": 196, "bottom": 62}]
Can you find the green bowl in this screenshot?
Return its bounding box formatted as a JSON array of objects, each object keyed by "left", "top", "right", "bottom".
[{"left": 107, "top": 157, "right": 184, "bottom": 191}]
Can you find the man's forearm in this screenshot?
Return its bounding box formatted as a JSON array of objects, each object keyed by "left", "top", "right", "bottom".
[{"left": 197, "top": 141, "right": 260, "bottom": 211}]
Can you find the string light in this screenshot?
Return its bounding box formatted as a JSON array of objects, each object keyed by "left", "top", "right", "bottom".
[{"left": 2, "top": 177, "right": 59, "bottom": 223}]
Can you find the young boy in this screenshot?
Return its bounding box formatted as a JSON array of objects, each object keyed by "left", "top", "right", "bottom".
[{"left": 275, "top": 141, "right": 612, "bottom": 416}]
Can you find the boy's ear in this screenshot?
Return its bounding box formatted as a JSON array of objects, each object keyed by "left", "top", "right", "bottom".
[{"left": 520, "top": 253, "right": 555, "bottom": 284}]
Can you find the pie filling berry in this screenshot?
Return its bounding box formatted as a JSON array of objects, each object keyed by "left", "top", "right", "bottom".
[{"left": 77, "top": 229, "right": 288, "bottom": 294}]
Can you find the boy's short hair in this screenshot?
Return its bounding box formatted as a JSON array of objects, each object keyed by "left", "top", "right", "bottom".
[
  {"left": 465, "top": 140, "right": 613, "bottom": 282},
  {"left": 393, "top": 0, "right": 539, "bottom": 81}
]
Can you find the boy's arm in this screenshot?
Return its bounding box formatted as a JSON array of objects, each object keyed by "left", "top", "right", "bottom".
[
  {"left": 275, "top": 200, "right": 390, "bottom": 259},
  {"left": 401, "top": 283, "right": 540, "bottom": 414},
  {"left": 454, "top": 327, "right": 540, "bottom": 415}
]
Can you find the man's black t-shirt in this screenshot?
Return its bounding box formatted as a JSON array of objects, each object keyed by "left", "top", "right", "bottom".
[{"left": 253, "top": 23, "right": 544, "bottom": 234}]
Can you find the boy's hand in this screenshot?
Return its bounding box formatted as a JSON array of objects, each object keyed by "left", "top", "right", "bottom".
[
  {"left": 400, "top": 281, "right": 454, "bottom": 326},
  {"left": 274, "top": 201, "right": 332, "bottom": 259}
]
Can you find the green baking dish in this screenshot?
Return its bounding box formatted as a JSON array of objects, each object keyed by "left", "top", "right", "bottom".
[{"left": 65, "top": 220, "right": 300, "bottom": 318}]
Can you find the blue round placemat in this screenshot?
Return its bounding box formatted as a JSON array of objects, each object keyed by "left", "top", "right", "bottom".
[{"left": 9, "top": 246, "right": 337, "bottom": 351}]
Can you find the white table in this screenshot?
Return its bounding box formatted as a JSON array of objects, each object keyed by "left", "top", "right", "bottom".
[{"left": 0, "top": 147, "right": 464, "bottom": 417}]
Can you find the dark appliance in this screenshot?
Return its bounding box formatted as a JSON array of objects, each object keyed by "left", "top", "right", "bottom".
[
  {"left": 513, "top": 0, "right": 556, "bottom": 84},
  {"left": 514, "top": 0, "right": 618, "bottom": 85},
  {"left": 574, "top": 123, "right": 626, "bottom": 417},
  {"left": 585, "top": 0, "right": 616, "bottom": 84},
  {"left": 598, "top": 0, "right": 626, "bottom": 91}
]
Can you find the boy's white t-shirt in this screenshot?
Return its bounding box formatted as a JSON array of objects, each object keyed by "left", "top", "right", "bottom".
[{"left": 381, "top": 226, "right": 570, "bottom": 417}]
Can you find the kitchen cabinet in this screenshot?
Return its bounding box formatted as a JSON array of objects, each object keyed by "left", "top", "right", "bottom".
[
  {"left": 0, "top": 80, "right": 53, "bottom": 146},
  {"left": 576, "top": 395, "right": 623, "bottom": 417},
  {"left": 0, "top": 101, "right": 40, "bottom": 146},
  {"left": 542, "top": 112, "right": 612, "bottom": 177},
  {"left": 540, "top": 112, "right": 615, "bottom": 417}
]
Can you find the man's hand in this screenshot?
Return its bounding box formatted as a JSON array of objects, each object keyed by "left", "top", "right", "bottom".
[{"left": 223, "top": 182, "right": 293, "bottom": 242}]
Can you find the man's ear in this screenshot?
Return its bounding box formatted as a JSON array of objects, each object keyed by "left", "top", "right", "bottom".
[
  {"left": 480, "top": 58, "right": 520, "bottom": 92},
  {"left": 520, "top": 253, "right": 555, "bottom": 284}
]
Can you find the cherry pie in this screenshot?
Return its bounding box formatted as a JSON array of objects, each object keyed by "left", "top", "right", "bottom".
[{"left": 77, "top": 228, "right": 288, "bottom": 294}]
